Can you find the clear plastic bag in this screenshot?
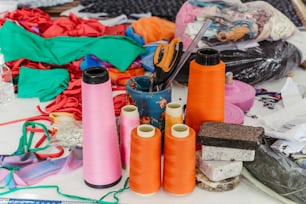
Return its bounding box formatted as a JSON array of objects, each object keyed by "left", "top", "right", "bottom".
[
  {"left": 175, "top": 1, "right": 296, "bottom": 49},
  {"left": 53, "top": 120, "right": 83, "bottom": 148}
]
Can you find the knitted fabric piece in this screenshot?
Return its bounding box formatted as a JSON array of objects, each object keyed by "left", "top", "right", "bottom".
[
  {"left": 18, "top": 67, "right": 70, "bottom": 102},
  {"left": 79, "top": 0, "right": 186, "bottom": 22}
]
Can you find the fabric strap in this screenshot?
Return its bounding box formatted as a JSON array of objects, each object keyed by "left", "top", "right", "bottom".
[
  {"left": 0, "top": 121, "right": 82, "bottom": 188},
  {"left": 0, "top": 147, "right": 82, "bottom": 188}
]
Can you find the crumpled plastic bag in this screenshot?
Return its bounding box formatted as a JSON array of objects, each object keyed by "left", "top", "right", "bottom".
[
  {"left": 221, "top": 40, "right": 301, "bottom": 85},
  {"left": 174, "top": 40, "right": 301, "bottom": 85},
  {"left": 244, "top": 138, "right": 306, "bottom": 204}
]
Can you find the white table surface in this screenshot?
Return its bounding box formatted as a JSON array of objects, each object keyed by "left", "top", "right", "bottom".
[
  {"left": 2, "top": 68, "right": 306, "bottom": 204},
  {"left": 3, "top": 28, "right": 306, "bottom": 203}
]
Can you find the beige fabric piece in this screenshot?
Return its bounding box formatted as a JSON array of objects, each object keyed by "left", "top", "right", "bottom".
[{"left": 291, "top": 0, "right": 306, "bottom": 29}]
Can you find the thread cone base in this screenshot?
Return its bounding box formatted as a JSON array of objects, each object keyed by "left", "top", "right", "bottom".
[{"left": 84, "top": 176, "right": 122, "bottom": 189}]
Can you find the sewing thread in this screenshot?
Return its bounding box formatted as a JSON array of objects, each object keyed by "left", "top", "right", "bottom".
[
  {"left": 163, "top": 124, "right": 196, "bottom": 195},
  {"left": 185, "top": 48, "right": 225, "bottom": 134},
  {"left": 82, "top": 67, "right": 122, "bottom": 188},
  {"left": 225, "top": 102, "right": 244, "bottom": 125},
  {"left": 129, "top": 124, "right": 161, "bottom": 195},
  {"left": 119, "top": 105, "right": 140, "bottom": 171},
  {"left": 165, "top": 102, "right": 184, "bottom": 132},
  {"left": 225, "top": 72, "right": 255, "bottom": 112}
]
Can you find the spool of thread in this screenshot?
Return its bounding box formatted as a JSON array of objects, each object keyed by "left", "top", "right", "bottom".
[
  {"left": 119, "top": 105, "right": 140, "bottom": 170},
  {"left": 225, "top": 102, "right": 244, "bottom": 125},
  {"left": 225, "top": 72, "right": 255, "bottom": 112},
  {"left": 163, "top": 124, "right": 196, "bottom": 195},
  {"left": 82, "top": 67, "right": 122, "bottom": 188},
  {"left": 165, "top": 102, "right": 184, "bottom": 132},
  {"left": 129, "top": 124, "right": 162, "bottom": 195},
  {"left": 185, "top": 48, "right": 225, "bottom": 134}
]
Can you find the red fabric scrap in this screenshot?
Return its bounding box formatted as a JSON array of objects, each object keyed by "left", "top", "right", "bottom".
[
  {"left": 1, "top": 8, "right": 52, "bottom": 34},
  {"left": 42, "top": 13, "right": 128, "bottom": 37},
  {"left": 0, "top": 8, "right": 128, "bottom": 37},
  {"left": 42, "top": 13, "right": 105, "bottom": 37}
]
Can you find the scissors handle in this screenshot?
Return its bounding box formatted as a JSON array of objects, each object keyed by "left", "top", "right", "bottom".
[
  {"left": 154, "top": 38, "right": 182, "bottom": 73},
  {"left": 152, "top": 38, "right": 183, "bottom": 91},
  {"left": 163, "top": 20, "right": 212, "bottom": 89}
]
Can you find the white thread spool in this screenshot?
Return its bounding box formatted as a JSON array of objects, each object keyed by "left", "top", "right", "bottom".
[
  {"left": 225, "top": 72, "right": 233, "bottom": 85},
  {"left": 122, "top": 105, "right": 138, "bottom": 117},
  {"left": 171, "top": 124, "right": 189, "bottom": 138},
  {"left": 137, "top": 124, "right": 155, "bottom": 138}
]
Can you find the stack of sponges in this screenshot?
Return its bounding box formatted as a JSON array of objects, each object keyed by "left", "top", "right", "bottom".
[{"left": 196, "top": 121, "right": 263, "bottom": 191}]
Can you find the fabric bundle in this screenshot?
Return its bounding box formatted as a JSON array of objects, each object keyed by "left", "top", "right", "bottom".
[{"left": 175, "top": 0, "right": 297, "bottom": 49}]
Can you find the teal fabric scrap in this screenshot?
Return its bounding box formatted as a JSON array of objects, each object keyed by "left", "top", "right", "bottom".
[
  {"left": 17, "top": 67, "right": 70, "bottom": 102},
  {"left": 0, "top": 20, "right": 146, "bottom": 72}
]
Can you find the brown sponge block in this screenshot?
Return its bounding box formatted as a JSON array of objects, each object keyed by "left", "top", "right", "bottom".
[{"left": 198, "top": 122, "right": 264, "bottom": 150}]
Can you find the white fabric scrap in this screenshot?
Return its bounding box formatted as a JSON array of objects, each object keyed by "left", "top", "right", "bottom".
[
  {"left": 258, "top": 99, "right": 306, "bottom": 142},
  {"left": 259, "top": 99, "right": 306, "bottom": 131},
  {"left": 17, "top": 0, "right": 73, "bottom": 8},
  {"left": 271, "top": 139, "right": 306, "bottom": 156},
  {"left": 60, "top": 5, "right": 151, "bottom": 26},
  {"left": 265, "top": 123, "right": 306, "bottom": 142},
  {"left": 258, "top": 78, "right": 306, "bottom": 142},
  {"left": 280, "top": 77, "right": 302, "bottom": 107}
]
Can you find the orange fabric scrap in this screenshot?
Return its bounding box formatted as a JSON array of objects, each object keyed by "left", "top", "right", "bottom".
[{"left": 131, "top": 16, "right": 175, "bottom": 44}]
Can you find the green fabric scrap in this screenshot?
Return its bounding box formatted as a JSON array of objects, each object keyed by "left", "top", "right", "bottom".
[
  {"left": 0, "top": 20, "right": 146, "bottom": 71},
  {"left": 18, "top": 67, "right": 70, "bottom": 102}
]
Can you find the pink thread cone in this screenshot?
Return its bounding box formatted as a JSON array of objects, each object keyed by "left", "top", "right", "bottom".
[
  {"left": 225, "top": 72, "right": 255, "bottom": 112},
  {"left": 119, "top": 105, "right": 140, "bottom": 171},
  {"left": 82, "top": 67, "right": 122, "bottom": 188}
]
